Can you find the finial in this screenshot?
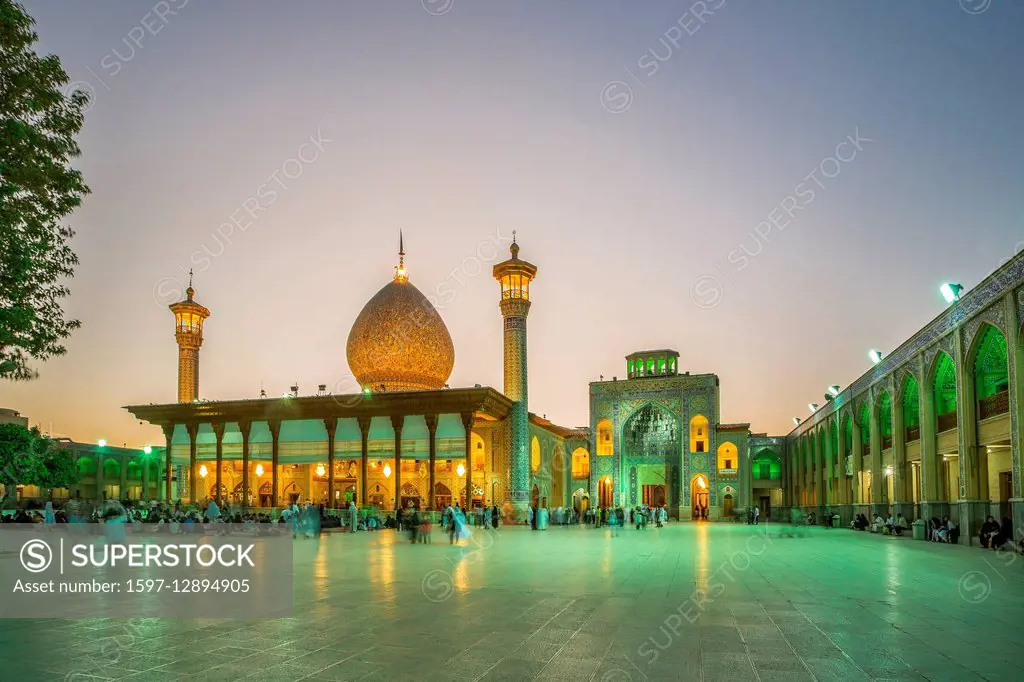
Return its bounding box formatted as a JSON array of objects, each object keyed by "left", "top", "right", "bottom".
[
  {"left": 394, "top": 231, "right": 408, "bottom": 282},
  {"left": 510, "top": 230, "right": 520, "bottom": 259},
  {"left": 185, "top": 268, "right": 195, "bottom": 300}
]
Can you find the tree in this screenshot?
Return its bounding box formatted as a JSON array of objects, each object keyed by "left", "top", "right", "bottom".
[
  {"left": 1, "top": 0, "right": 90, "bottom": 381},
  {"left": 0, "top": 422, "right": 78, "bottom": 507}
]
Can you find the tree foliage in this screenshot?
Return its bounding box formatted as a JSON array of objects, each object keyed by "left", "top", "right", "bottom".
[
  {"left": 0, "top": 0, "right": 90, "bottom": 380},
  {"left": 0, "top": 422, "right": 78, "bottom": 506}
]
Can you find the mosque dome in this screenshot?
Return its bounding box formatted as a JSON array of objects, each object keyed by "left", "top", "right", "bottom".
[{"left": 345, "top": 237, "right": 455, "bottom": 392}]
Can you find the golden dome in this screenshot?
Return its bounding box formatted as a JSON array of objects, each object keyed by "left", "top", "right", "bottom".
[{"left": 346, "top": 245, "right": 455, "bottom": 392}]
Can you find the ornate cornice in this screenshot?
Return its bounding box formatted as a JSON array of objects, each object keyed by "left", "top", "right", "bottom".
[{"left": 125, "top": 387, "right": 514, "bottom": 429}]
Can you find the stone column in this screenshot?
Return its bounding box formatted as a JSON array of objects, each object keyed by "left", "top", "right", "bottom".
[
  {"left": 119, "top": 458, "right": 127, "bottom": 501},
  {"left": 141, "top": 451, "right": 149, "bottom": 501},
  {"left": 391, "top": 415, "right": 404, "bottom": 511},
  {"left": 836, "top": 416, "right": 851, "bottom": 527},
  {"left": 269, "top": 420, "right": 281, "bottom": 508},
  {"left": 212, "top": 421, "right": 225, "bottom": 505},
  {"left": 163, "top": 423, "right": 175, "bottom": 501},
  {"left": 426, "top": 414, "right": 438, "bottom": 511},
  {"left": 359, "top": 416, "right": 371, "bottom": 507},
  {"left": 187, "top": 423, "right": 198, "bottom": 504},
  {"left": 815, "top": 434, "right": 825, "bottom": 519},
  {"left": 462, "top": 412, "right": 474, "bottom": 515},
  {"left": 96, "top": 450, "right": 104, "bottom": 501},
  {"left": 1006, "top": 292, "right": 1024, "bottom": 535},
  {"left": 955, "top": 330, "right": 983, "bottom": 545},
  {"left": 851, "top": 419, "right": 863, "bottom": 508},
  {"left": 324, "top": 418, "right": 337, "bottom": 509},
  {"left": 239, "top": 420, "right": 251, "bottom": 510}
]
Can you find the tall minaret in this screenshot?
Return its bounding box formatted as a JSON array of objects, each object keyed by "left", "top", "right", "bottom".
[
  {"left": 493, "top": 232, "right": 537, "bottom": 519},
  {"left": 169, "top": 271, "right": 211, "bottom": 403}
]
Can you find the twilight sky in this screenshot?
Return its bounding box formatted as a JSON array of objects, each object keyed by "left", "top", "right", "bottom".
[{"left": 4, "top": 0, "right": 1022, "bottom": 448}]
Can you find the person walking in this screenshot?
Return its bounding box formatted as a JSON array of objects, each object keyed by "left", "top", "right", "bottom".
[
  {"left": 753, "top": 505, "right": 760, "bottom": 525},
  {"left": 491, "top": 505, "right": 499, "bottom": 530},
  {"left": 348, "top": 500, "right": 358, "bottom": 533}
]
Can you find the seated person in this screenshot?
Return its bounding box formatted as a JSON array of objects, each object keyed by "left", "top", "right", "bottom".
[
  {"left": 893, "top": 513, "right": 909, "bottom": 536},
  {"left": 852, "top": 514, "right": 869, "bottom": 531},
  {"left": 980, "top": 515, "right": 1000, "bottom": 548},
  {"left": 943, "top": 517, "right": 958, "bottom": 544}
]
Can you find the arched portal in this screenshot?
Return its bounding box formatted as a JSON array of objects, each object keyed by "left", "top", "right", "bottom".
[
  {"left": 399, "top": 482, "right": 420, "bottom": 510},
  {"left": 551, "top": 447, "right": 565, "bottom": 508},
  {"left": 901, "top": 373, "right": 922, "bottom": 506},
  {"left": 623, "top": 403, "right": 680, "bottom": 515},
  {"left": 877, "top": 390, "right": 893, "bottom": 507},
  {"left": 571, "top": 448, "right": 590, "bottom": 480},
  {"left": 691, "top": 474, "right": 709, "bottom": 519},
  {"left": 596, "top": 420, "right": 613, "bottom": 456},
  {"left": 597, "top": 476, "right": 613, "bottom": 508},
  {"left": 530, "top": 437, "right": 541, "bottom": 473},
  {"left": 689, "top": 415, "right": 709, "bottom": 453},
  {"left": 434, "top": 482, "right": 452, "bottom": 510},
  {"left": 969, "top": 324, "right": 1011, "bottom": 517},
  {"left": 930, "top": 351, "right": 958, "bottom": 502}
]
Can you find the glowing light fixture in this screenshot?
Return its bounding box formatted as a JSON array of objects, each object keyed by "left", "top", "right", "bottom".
[
  {"left": 793, "top": 417, "right": 802, "bottom": 426},
  {"left": 940, "top": 283, "right": 963, "bottom": 304},
  {"left": 808, "top": 403, "right": 819, "bottom": 412},
  {"left": 696, "top": 475, "right": 708, "bottom": 490},
  {"left": 362, "top": 386, "right": 372, "bottom": 395},
  {"left": 199, "top": 464, "right": 209, "bottom": 479},
  {"left": 456, "top": 463, "right": 466, "bottom": 477},
  {"left": 255, "top": 464, "right": 265, "bottom": 477},
  {"left": 869, "top": 349, "right": 883, "bottom": 365},
  {"left": 383, "top": 464, "right": 392, "bottom": 478},
  {"left": 315, "top": 463, "right": 326, "bottom": 477},
  {"left": 884, "top": 465, "right": 893, "bottom": 476},
  {"left": 827, "top": 385, "right": 841, "bottom": 398},
  {"left": 97, "top": 439, "right": 107, "bottom": 448},
  {"left": 142, "top": 445, "right": 152, "bottom": 455}
]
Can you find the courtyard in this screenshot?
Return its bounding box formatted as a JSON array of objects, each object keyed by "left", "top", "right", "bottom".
[{"left": 1, "top": 522, "right": 1022, "bottom": 681}]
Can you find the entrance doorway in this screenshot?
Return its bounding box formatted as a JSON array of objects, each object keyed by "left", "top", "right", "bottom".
[
  {"left": 598, "top": 477, "right": 613, "bottom": 508},
  {"left": 643, "top": 484, "right": 666, "bottom": 508},
  {"left": 531, "top": 485, "right": 540, "bottom": 509},
  {"left": 690, "top": 474, "right": 709, "bottom": 519},
  {"left": 759, "top": 495, "right": 771, "bottom": 518},
  {"left": 722, "top": 494, "right": 734, "bottom": 518}
]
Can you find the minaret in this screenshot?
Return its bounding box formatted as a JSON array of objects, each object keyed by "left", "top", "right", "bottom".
[
  {"left": 169, "top": 270, "right": 211, "bottom": 403},
  {"left": 493, "top": 232, "right": 537, "bottom": 519}
]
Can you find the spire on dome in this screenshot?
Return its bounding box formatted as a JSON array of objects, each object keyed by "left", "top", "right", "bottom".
[
  {"left": 510, "top": 229, "right": 520, "bottom": 259},
  {"left": 394, "top": 230, "right": 408, "bottom": 282}
]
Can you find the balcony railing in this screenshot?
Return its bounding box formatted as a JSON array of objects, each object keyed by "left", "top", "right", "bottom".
[
  {"left": 937, "top": 411, "right": 958, "bottom": 433},
  {"left": 881, "top": 436, "right": 893, "bottom": 450},
  {"left": 978, "top": 390, "right": 1010, "bottom": 420},
  {"left": 905, "top": 425, "right": 920, "bottom": 443}
]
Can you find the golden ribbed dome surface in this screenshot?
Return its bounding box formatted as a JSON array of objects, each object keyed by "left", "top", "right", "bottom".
[{"left": 346, "top": 278, "right": 455, "bottom": 392}]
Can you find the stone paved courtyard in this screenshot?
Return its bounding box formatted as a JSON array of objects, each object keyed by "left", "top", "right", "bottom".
[{"left": 1, "top": 522, "right": 1023, "bottom": 681}]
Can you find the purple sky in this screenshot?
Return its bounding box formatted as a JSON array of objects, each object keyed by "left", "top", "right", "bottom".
[{"left": 4, "top": 0, "right": 1022, "bottom": 448}]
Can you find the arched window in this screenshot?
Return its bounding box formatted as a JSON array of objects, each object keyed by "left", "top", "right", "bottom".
[
  {"left": 690, "top": 415, "right": 709, "bottom": 453},
  {"left": 902, "top": 374, "right": 920, "bottom": 442},
  {"left": 751, "top": 450, "right": 781, "bottom": 480},
  {"left": 571, "top": 448, "right": 590, "bottom": 479},
  {"left": 973, "top": 325, "right": 1009, "bottom": 418},
  {"left": 531, "top": 436, "right": 541, "bottom": 472},
  {"left": 472, "top": 433, "right": 486, "bottom": 471},
  {"left": 717, "top": 441, "right": 737, "bottom": 472},
  {"left": 878, "top": 392, "right": 893, "bottom": 449},
  {"left": 858, "top": 403, "right": 870, "bottom": 455},
  {"left": 596, "top": 419, "right": 613, "bottom": 456},
  {"left": 934, "top": 352, "right": 957, "bottom": 413}
]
